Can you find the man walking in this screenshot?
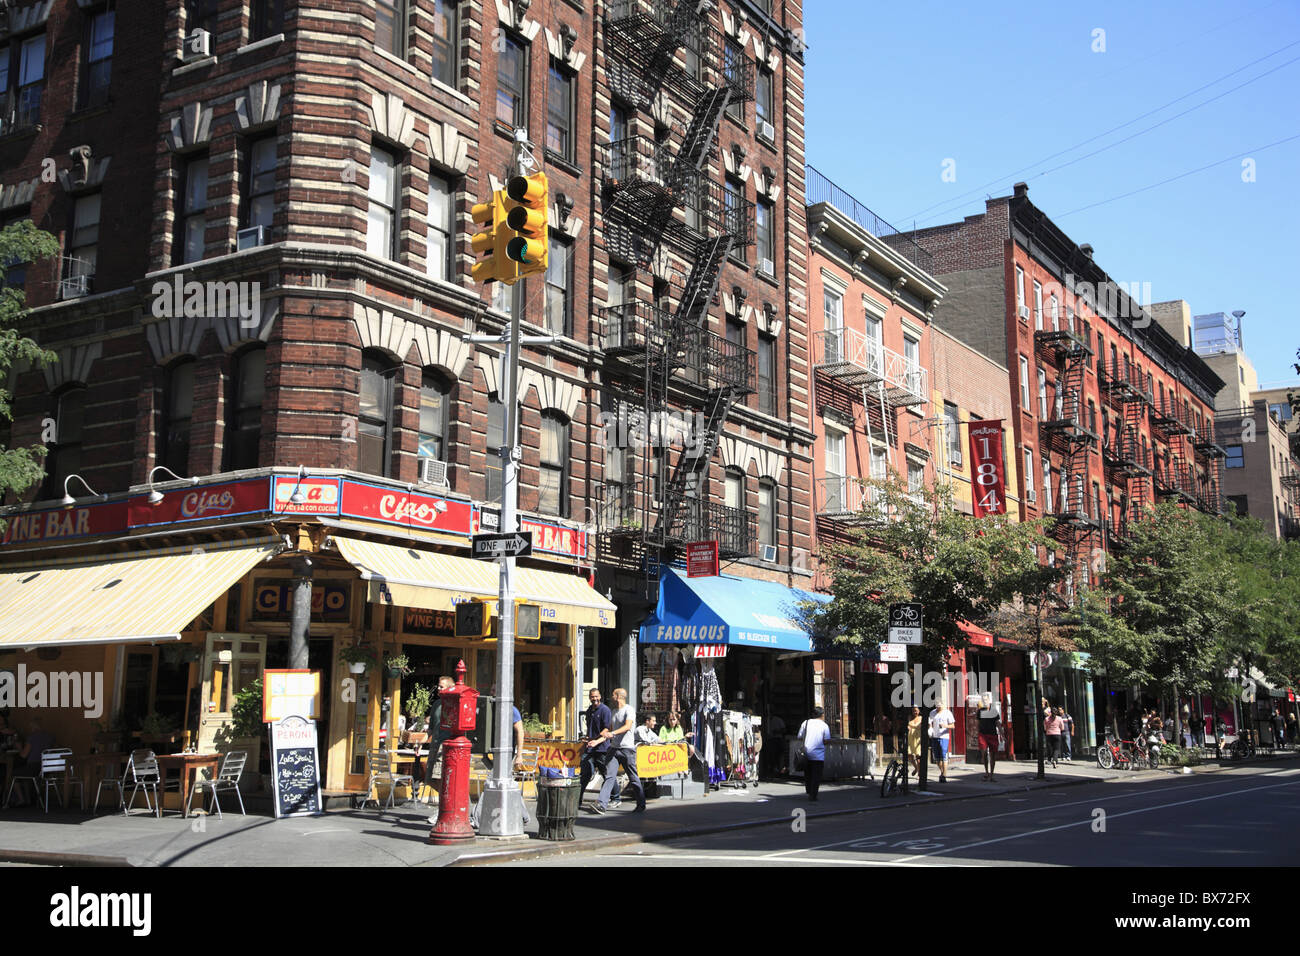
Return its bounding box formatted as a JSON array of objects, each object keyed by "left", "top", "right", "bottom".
[
  {"left": 977, "top": 692, "right": 1002, "bottom": 781},
  {"left": 929, "top": 700, "right": 955, "bottom": 783},
  {"left": 422, "top": 674, "right": 456, "bottom": 801},
  {"left": 580, "top": 688, "right": 613, "bottom": 810},
  {"left": 598, "top": 687, "right": 646, "bottom": 813},
  {"left": 797, "top": 706, "right": 831, "bottom": 801}
]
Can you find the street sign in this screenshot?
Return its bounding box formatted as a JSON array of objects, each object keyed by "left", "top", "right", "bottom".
[
  {"left": 888, "top": 603, "right": 923, "bottom": 645},
  {"left": 878, "top": 643, "right": 907, "bottom": 662},
  {"left": 472, "top": 531, "right": 532, "bottom": 559},
  {"left": 686, "top": 540, "right": 719, "bottom": 577}
]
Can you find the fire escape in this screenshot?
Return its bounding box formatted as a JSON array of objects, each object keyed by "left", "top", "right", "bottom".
[
  {"left": 1036, "top": 327, "right": 1099, "bottom": 573},
  {"left": 1150, "top": 399, "right": 1198, "bottom": 507},
  {"left": 1099, "top": 359, "right": 1153, "bottom": 546},
  {"left": 596, "top": 0, "right": 755, "bottom": 604}
]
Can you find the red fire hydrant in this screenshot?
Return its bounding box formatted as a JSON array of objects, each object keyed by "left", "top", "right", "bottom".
[{"left": 428, "top": 659, "right": 478, "bottom": 845}]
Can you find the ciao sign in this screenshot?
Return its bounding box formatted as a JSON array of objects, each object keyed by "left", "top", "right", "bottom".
[
  {"left": 128, "top": 478, "right": 268, "bottom": 528},
  {"left": 253, "top": 579, "right": 351, "bottom": 622},
  {"left": 340, "top": 479, "right": 473, "bottom": 535},
  {"left": 635, "top": 742, "right": 689, "bottom": 778},
  {"left": 535, "top": 740, "right": 584, "bottom": 769}
]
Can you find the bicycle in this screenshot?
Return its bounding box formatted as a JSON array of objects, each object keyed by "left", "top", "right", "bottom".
[
  {"left": 880, "top": 731, "right": 907, "bottom": 797},
  {"left": 1097, "top": 733, "right": 1147, "bottom": 770}
]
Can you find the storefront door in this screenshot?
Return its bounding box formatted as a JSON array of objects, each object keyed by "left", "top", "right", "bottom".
[{"left": 197, "top": 633, "right": 266, "bottom": 753}]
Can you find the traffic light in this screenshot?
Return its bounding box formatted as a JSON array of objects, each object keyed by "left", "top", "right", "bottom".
[
  {"left": 515, "top": 601, "right": 541, "bottom": 640},
  {"left": 503, "top": 173, "right": 549, "bottom": 279},
  {"left": 454, "top": 598, "right": 493, "bottom": 638},
  {"left": 470, "top": 190, "right": 513, "bottom": 285}
]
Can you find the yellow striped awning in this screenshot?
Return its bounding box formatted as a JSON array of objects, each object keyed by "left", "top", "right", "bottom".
[
  {"left": 0, "top": 538, "right": 282, "bottom": 648},
  {"left": 331, "top": 536, "right": 615, "bottom": 629}
]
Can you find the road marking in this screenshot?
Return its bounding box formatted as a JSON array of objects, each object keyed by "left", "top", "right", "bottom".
[
  {"left": 600, "top": 852, "right": 981, "bottom": 867},
  {"left": 759, "top": 771, "right": 1293, "bottom": 860},
  {"left": 890, "top": 775, "right": 1300, "bottom": 864}
]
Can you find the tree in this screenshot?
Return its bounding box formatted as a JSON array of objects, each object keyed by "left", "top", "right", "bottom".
[
  {"left": 0, "top": 221, "right": 59, "bottom": 511},
  {"left": 800, "top": 474, "right": 1061, "bottom": 787}
]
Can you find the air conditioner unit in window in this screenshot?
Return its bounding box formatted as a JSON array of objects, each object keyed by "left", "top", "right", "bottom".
[
  {"left": 182, "top": 29, "right": 212, "bottom": 60},
  {"left": 760, "top": 544, "right": 778, "bottom": 563},
  {"left": 760, "top": 257, "right": 775, "bottom": 276},
  {"left": 418, "top": 457, "right": 449, "bottom": 488},
  {"left": 1018, "top": 305, "right": 1030, "bottom": 320},
  {"left": 59, "top": 275, "right": 91, "bottom": 300},
  {"left": 759, "top": 120, "right": 775, "bottom": 141},
  {"left": 237, "top": 225, "right": 265, "bottom": 250}
]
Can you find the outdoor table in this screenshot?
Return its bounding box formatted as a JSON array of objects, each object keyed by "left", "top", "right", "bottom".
[{"left": 156, "top": 754, "right": 221, "bottom": 816}]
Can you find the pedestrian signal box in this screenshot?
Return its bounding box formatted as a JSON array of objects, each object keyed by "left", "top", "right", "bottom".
[{"left": 455, "top": 599, "right": 493, "bottom": 638}]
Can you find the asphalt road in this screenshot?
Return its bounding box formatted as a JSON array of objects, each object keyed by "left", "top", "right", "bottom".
[{"left": 504, "top": 764, "right": 1300, "bottom": 866}]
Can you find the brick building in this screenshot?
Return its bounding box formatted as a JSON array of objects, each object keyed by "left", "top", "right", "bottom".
[{"left": 0, "top": 0, "right": 816, "bottom": 793}]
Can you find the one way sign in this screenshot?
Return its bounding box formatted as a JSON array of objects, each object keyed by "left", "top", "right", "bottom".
[{"left": 472, "top": 532, "right": 533, "bottom": 559}]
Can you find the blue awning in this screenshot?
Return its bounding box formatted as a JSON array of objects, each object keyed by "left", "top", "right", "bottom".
[{"left": 639, "top": 568, "right": 831, "bottom": 652}]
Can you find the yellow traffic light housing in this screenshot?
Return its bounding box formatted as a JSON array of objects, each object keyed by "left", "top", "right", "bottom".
[
  {"left": 515, "top": 601, "right": 541, "bottom": 640},
  {"left": 470, "top": 190, "right": 515, "bottom": 285},
  {"left": 454, "top": 598, "right": 494, "bottom": 638},
  {"left": 504, "top": 173, "right": 549, "bottom": 278}
]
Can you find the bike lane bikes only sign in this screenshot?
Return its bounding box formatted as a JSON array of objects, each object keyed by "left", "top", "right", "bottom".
[{"left": 888, "top": 603, "right": 923, "bottom": 645}]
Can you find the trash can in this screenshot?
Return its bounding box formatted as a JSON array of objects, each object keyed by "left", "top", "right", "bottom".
[{"left": 536, "top": 777, "right": 580, "bottom": 841}]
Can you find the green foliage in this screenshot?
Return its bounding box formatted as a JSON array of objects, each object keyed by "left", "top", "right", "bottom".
[
  {"left": 383, "top": 653, "right": 412, "bottom": 676},
  {"left": 521, "top": 713, "right": 554, "bottom": 736},
  {"left": 137, "top": 712, "right": 176, "bottom": 735},
  {"left": 338, "top": 643, "right": 376, "bottom": 670},
  {"left": 801, "top": 476, "right": 1063, "bottom": 670},
  {"left": 404, "top": 683, "right": 433, "bottom": 718},
  {"left": 0, "top": 222, "right": 60, "bottom": 517},
  {"left": 231, "top": 678, "right": 265, "bottom": 739}
]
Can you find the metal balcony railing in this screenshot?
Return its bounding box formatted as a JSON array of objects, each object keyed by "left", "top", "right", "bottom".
[
  {"left": 603, "top": 136, "right": 677, "bottom": 192},
  {"left": 813, "top": 328, "right": 927, "bottom": 408},
  {"left": 1034, "top": 328, "right": 1093, "bottom": 363},
  {"left": 804, "top": 165, "right": 934, "bottom": 274},
  {"left": 1150, "top": 400, "right": 1194, "bottom": 436},
  {"left": 1153, "top": 460, "right": 1196, "bottom": 500},
  {"left": 598, "top": 301, "right": 694, "bottom": 355},
  {"left": 672, "top": 501, "right": 754, "bottom": 558},
  {"left": 815, "top": 476, "right": 890, "bottom": 522},
  {"left": 702, "top": 329, "right": 756, "bottom": 394},
  {"left": 1103, "top": 434, "right": 1153, "bottom": 477},
  {"left": 1098, "top": 361, "right": 1151, "bottom": 404}
]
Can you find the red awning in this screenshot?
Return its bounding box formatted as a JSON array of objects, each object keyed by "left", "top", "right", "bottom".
[{"left": 958, "top": 620, "right": 994, "bottom": 648}]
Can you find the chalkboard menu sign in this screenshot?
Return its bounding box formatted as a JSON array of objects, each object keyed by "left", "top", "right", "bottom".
[{"left": 270, "top": 715, "right": 322, "bottom": 818}]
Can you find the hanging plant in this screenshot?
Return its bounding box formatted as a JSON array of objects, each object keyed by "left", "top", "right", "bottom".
[
  {"left": 384, "top": 653, "right": 412, "bottom": 679},
  {"left": 338, "top": 643, "right": 377, "bottom": 674}
]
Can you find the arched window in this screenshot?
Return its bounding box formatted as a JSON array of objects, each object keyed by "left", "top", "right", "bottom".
[
  {"left": 419, "top": 369, "right": 453, "bottom": 462},
  {"left": 225, "top": 345, "right": 266, "bottom": 471},
  {"left": 161, "top": 359, "right": 196, "bottom": 476},
  {"left": 359, "top": 351, "right": 395, "bottom": 477},
  {"left": 539, "top": 411, "right": 569, "bottom": 517},
  {"left": 42, "top": 384, "right": 87, "bottom": 499}
]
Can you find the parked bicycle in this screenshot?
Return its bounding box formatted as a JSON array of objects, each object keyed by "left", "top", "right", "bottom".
[
  {"left": 881, "top": 729, "right": 907, "bottom": 797},
  {"left": 1097, "top": 733, "right": 1150, "bottom": 770}
]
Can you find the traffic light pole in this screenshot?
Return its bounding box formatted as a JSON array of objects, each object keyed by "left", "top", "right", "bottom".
[{"left": 473, "top": 130, "right": 553, "bottom": 840}]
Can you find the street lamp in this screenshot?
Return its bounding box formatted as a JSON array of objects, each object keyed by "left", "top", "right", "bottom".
[
  {"left": 60, "top": 474, "right": 103, "bottom": 507},
  {"left": 146, "top": 465, "right": 198, "bottom": 504}
]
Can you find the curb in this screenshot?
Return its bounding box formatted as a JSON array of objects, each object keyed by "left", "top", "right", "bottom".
[
  {"left": 0, "top": 849, "right": 135, "bottom": 867},
  {"left": 448, "top": 772, "right": 1100, "bottom": 866}
]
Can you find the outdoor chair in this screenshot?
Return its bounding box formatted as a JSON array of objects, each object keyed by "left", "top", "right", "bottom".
[
  {"left": 38, "top": 750, "right": 83, "bottom": 813},
  {"left": 4, "top": 762, "right": 42, "bottom": 811},
  {"left": 365, "top": 749, "right": 414, "bottom": 810},
  {"left": 126, "top": 750, "right": 163, "bottom": 818},
  {"left": 93, "top": 761, "right": 129, "bottom": 814},
  {"left": 185, "top": 751, "right": 247, "bottom": 820}
]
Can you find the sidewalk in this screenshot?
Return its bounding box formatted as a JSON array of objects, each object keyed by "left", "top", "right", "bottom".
[{"left": 0, "top": 754, "right": 1276, "bottom": 867}]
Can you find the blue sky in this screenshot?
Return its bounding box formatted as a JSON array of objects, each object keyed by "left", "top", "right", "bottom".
[{"left": 804, "top": 0, "right": 1300, "bottom": 390}]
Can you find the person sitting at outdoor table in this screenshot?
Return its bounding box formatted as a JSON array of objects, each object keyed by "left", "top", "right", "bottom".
[
  {"left": 658, "top": 712, "right": 686, "bottom": 744},
  {"left": 0, "top": 712, "right": 17, "bottom": 750},
  {"left": 634, "top": 714, "right": 662, "bottom": 746}
]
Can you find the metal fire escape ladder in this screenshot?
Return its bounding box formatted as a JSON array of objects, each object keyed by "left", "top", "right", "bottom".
[
  {"left": 675, "top": 87, "right": 732, "bottom": 174},
  {"left": 653, "top": 385, "right": 738, "bottom": 546}
]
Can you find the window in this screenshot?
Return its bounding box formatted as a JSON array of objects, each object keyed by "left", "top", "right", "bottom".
[
  {"left": 724, "top": 39, "right": 744, "bottom": 120},
  {"left": 486, "top": 393, "right": 505, "bottom": 501},
  {"left": 1092, "top": 481, "right": 1102, "bottom": 521},
  {"left": 1037, "top": 368, "right": 1047, "bottom": 418},
  {"left": 943, "top": 402, "right": 961, "bottom": 467},
  {"left": 1050, "top": 295, "right": 1060, "bottom": 333},
  {"left": 366, "top": 146, "right": 399, "bottom": 260},
  {"left": 42, "top": 385, "right": 86, "bottom": 500},
  {"left": 756, "top": 200, "right": 775, "bottom": 273},
  {"left": 375, "top": 0, "right": 405, "bottom": 56},
  {"left": 546, "top": 62, "right": 574, "bottom": 161},
  {"left": 757, "top": 334, "right": 776, "bottom": 415},
  {"left": 1042, "top": 457, "right": 1052, "bottom": 510},
  {"left": 496, "top": 33, "right": 527, "bottom": 128},
  {"left": 492, "top": 276, "right": 521, "bottom": 322},
  {"left": 544, "top": 237, "right": 571, "bottom": 336},
  {"left": 1225, "top": 445, "right": 1244, "bottom": 469},
  {"left": 724, "top": 177, "right": 746, "bottom": 260},
  {"left": 610, "top": 101, "right": 629, "bottom": 147},
  {"left": 250, "top": 0, "right": 284, "bottom": 42},
  {"left": 426, "top": 174, "right": 454, "bottom": 281},
  {"left": 0, "top": 34, "right": 45, "bottom": 132},
  {"left": 903, "top": 334, "right": 921, "bottom": 393},
  {"left": 539, "top": 412, "right": 569, "bottom": 516},
  {"left": 726, "top": 316, "right": 744, "bottom": 350},
  {"left": 1024, "top": 449, "right": 1035, "bottom": 502},
  {"left": 79, "top": 11, "right": 114, "bottom": 109},
  {"left": 177, "top": 155, "right": 209, "bottom": 264},
  {"left": 755, "top": 69, "right": 774, "bottom": 134},
  {"left": 724, "top": 468, "right": 744, "bottom": 511},
  {"left": 758, "top": 478, "right": 776, "bottom": 548},
  {"left": 419, "top": 369, "right": 453, "bottom": 462},
  {"left": 1033, "top": 280, "right": 1043, "bottom": 329},
  {"left": 430, "top": 0, "right": 458, "bottom": 87},
  {"left": 68, "top": 193, "right": 101, "bottom": 282},
  {"left": 907, "top": 460, "right": 925, "bottom": 495},
  {"left": 185, "top": 0, "right": 219, "bottom": 37},
  {"left": 358, "top": 353, "right": 395, "bottom": 477},
  {"left": 243, "top": 136, "right": 277, "bottom": 232},
  {"left": 1015, "top": 266, "right": 1025, "bottom": 313},
  {"left": 162, "top": 360, "right": 196, "bottom": 477},
  {"left": 1019, "top": 356, "right": 1030, "bottom": 410},
  {"left": 824, "top": 430, "right": 845, "bottom": 478},
  {"left": 225, "top": 346, "right": 265, "bottom": 471},
  {"left": 3, "top": 216, "right": 30, "bottom": 290},
  {"left": 822, "top": 288, "right": 843, "bottom": 361}
]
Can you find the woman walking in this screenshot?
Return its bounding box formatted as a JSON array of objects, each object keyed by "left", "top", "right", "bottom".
[
  {"left": 906, "top": 706, "right": 922, "bottom": 777},
  {"left": 1043, "top": 706, "right": 1063, "bottom": 768},
  {"left": 1059, "top": 706, "right": 1074, "bottom": 762}
]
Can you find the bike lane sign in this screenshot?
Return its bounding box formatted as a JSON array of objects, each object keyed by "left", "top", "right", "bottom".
[{"left": 888, "top": 603, "right": 923, "bottom": 645}]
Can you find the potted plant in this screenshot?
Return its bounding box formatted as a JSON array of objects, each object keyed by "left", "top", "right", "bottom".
[
  {"left": 213, "top": 677, "right": 265, "bottom": 793},
  {"left": 137, "top": 712, "right": 180, "bottom": 748},
  {"left": 92, "top": 714, "right": 127, "bottom": 754},
  {"left": 522, "top": 713, "right": 555, "bottom": 739},
  {"left": 338, "top": 643, "right": 377, "bottom": 675},
  {"left": 384, "top": 653, "right": 412, "bottom": 679},
  {"left": 404, "top": 683, "right": 433, "bottom": 735}
]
